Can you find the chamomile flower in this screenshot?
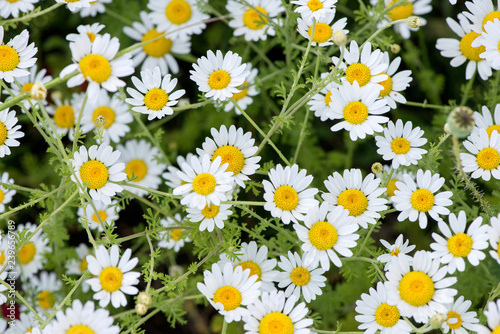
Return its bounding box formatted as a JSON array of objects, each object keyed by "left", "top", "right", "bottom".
[
  {"left": 66, "top": 243, "right": 91, "bottom": 276},
  {"left": 378, "top": 234, "right": 416, "bottom": 271},
  {"left": 0, "top": 172, "right": 15, "bottom": 213},
  {"left": 55, "top": 0, "right": 93, "bottom": 12},
  {"left": 263, "top": 164, "right": 319, "bottom": 225},
  {"left": 375, "top": 120, "right": 427, "bottom": 169},
  {"left": 0, "top": 27, "right": 37, "bottom": 83},
  {"left": 430, "top": 211, "right": 489, "bottom": 274},
  {"left": 43, "top": 299, "right": 120, "bottom": 334},
  {"left": 223, "top": 64, "right": 259, "bottom": 113},
  {"left": 436, "top": 14, "right": 492, "bottom": 80},
  {"left": 45, "top": 93, "right": 80, "bottom": 139},
  {"left": 355, "top": 282, "right": 412, "bottom": 334},
  {"left": 197, "top": 262, "right": 261, "bottom": 323},
  {"left": 464, "top": 0, "right": 500, "bottom": 40},
  {"left": 276, "top": 251, "right": 326, "bottom": 303},
  {"left": 226, "top": 0, "right": 283, "bottom": 42},
  {"left": 162, "top": 153, "right": 194, "bottom": 189},
  {"left": 292, "top": 0, "right": 337, "bottom": 21},
  {"left": 186, "top": 203, "right": 232, "bottom": 232},
  {"left": 0, "top": 109, "right": 24, "bottom": 158},
  {"left": 479, "top": 18, "right": 500, "bottom": 69},
  {"left": 386, "top": 250, "right": 457, "bottom": 324},
  {"left": 442, "top": 296, "right": 480, "bottom": 334},
  {"left": 322, "top": 168, "right": 388, "bottom": 229},
  {"left": 297, "top": 14, "right": 348, "bottom": 47},
  {"left": 70, "top": 144, "right": 127, "bottom": 205},
  {"left": 72, "top": 0, "right": 112, "bottom": 17},
  {"left": 244, "top": 290, "right": 314, "bottom": 334},
  {"left": 117, "top": 139, "right": 166, "bottom": 196},
  {"left": 488, "top": 214, "right": 500, "bottom": 264},
  {"left": 476, "top": 299, "right": 500, "bottom": 334},
  {"left": 158, "top": 214, "right": 191, "bottom": 252},
  {"left": 377, "top": 165, "right": 415, "bottom": 203},
  {"left": 126, "top": 66, "right": 185, "bottom": 120},
  {"left": 148, "top": 0, "right": 210, "bottom": 38},
  {"left": 78, "top": 199, "right": 120, "bottom": 231},
  {"left": 123, "top": 11, "right": 191, "bottom": 75},
  {"left": 16, "top": 222, "right": 49, "bottom": 277},
  {"left": 308, "top": 72, "right": 339, "bottom": 121},
  {"left": 460, "top": 128, "right": 500, "bottom": 180},
  {"left": 66, "top": 23, "right": 105, "bottom": 43},
  {"left": 382, "top": 0, "right": 432, "bottom": 39},
  {"left": 218, "top": 241, "right": 279, "bottom": 292},
  {"left": 6, "top": 312, "right": 38, "bottom": 334},
  {"left": 0, "top": 0, "right": 38, "bottom": 18},
  {"left": 377, "top": 52, "right": 413, "bottom": 108},
  {"left": 472, "top": 104, "right": 500, "bottom": 136},
  {"left": 6, "top": 65, "right": 52, "bottom": 111},
  {"left": 26, "top": 271, "right": 62, "bottom": 313},
  {"left": 294, "top": 203, "right": 359, "bottom": 271},
  {"left": 392, "top": 169, "right": 453, "bottom": 229},
  {"left": 329, "top": 81, "right": 390, "bottom": 141},
  {"left": 86, "top": 245, "right": 140, "bottom": 308},
  {"left": 190, "top": 50, "right": 250, "bottom": 102},
  {"left": 60, "top": 33, "right": 134, "bottom": 103}
]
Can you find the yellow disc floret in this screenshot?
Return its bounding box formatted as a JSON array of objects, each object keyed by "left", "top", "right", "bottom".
[
  {"left": 324, "top": 91, "right": 332, "bottom": 105},
  {"left": 492, "top": 325, "right": 500, "bottom": 334},
  {"left": 486, "top": 125, "right": 500, "bottom": 138},
  {"left": 170, "top": 229, "right": 183, "bottom": 241},
  {"left": 80, "top": 257, "right": 88, "bottom": 272},
  {"left": 66, "top": 325, "right": 96, "bottom": 334},
  {"left": 290, "top": 266, "right": 311, "bottom": 286},
  {"left": 259, "top": 312, "right": 294, "bottom": 334},
  {"left": 386, "top": 179, "right": 399, "bottom": 197},
  {"left": 141, "top": 29, "right": 172, "bottom": 57},
  {"left": 87, "top": 32, "right": 96, "bottom": 43},
  {"left": 18, "top": 243, "right": 36, "bottom": 265},
  {"left": 391, "top": 137, "right": 411, "bottom": 155},
  {"left": 192, "top": 173, "right": 216, "bottom": 195},
  {"left": 410, "top": 189, "right": 434, "bottom": 212},
  {"left": 0, "top": 45, "right": 20, "bottom": 72},
  {"left": 446, "top": 311, "right": 463, "bottom": 330},
  {"left": 243, "top": 6, "right": 268, "bottom": 30},
  {"left": 307, "top": 23, "right": 333, "bottom": 44},
  {"left": 374, "top": 303, "right": 400, "bottom": 328},
  {"left": 0, "top": 251, "right": 5, "bottom": 265},
  {"left": 237, "top": 260, "right": 262, "bottom": 281},
  {"left": 482, "top": 11, "right": 500, "bottom": 31},
  {"left": 343, "top": 101, "right": 369, "bottom": 125},
  {"left": 460, "top": 31, "right": 486, "bottom": 61},
  {"left": 345, "top": 63, "right": 371, "bottom": 87},
  {"left": 308, "top": 221, "right": 338, "bottom": 250},
  {"left": 387, "top": 1, "right": 413, "bottom": 21},
  {"left": 165, "top": 0, "right": 192, "bottom": 25},
  {"left": 202, "top": 204, "right": 220, "bottom": 219},
  {"left": 212, "top": 145, "right": 245, "bottom": 175},
  {"left": 307, "top": 0, "right": 323, "bottom": 12},
  {"left": 213, "top": 286, "right": 242, "bottom": 311},
  {"left": 232, "top": 81, "right": 249, "bottom": 101},
  {"left": 80, "top": 160, "right": 109, "bottom": 190},
  {"left": 37, "top": 291, "right": 55, "bottom": 309},
  {"left": 99, "top": 266, "right": 123, "bottom": 292},
  {"left": 378, "top": 73, "right": 393, "bottom": 97},
  {"left": 476, "top": 147, "right": 500, "bottom": 170},
  {"left": 208, "top": 70, "right": 231, "bottom": 90},
  {"left": 22, "top": 82, "right": 34, "bottom": 93},
  {"left": 337, "top": 189, "right": 368, "bottom": 217},
  {"left": 125, "top": 159, "right": 148, "bottom": 182},
  {"left": 54, "top": 105, "right": 75, "bottom": 129},
  {"left": 447, "top": 233, "right": 473, "bottom": 257},
  {"left": 390, "top": 247, "right": 401, "bottom": 257},
  {"left": 273, "top": 185, "right": 299, "bottom": 211},
  {"left": 398, "top": 271, "right": 435, "bottom": 307},
  {"left": 92, "top": 106, "right": 116, "bottom": 129},
  {"left": 92, "top": 210, "right": 108, "bottom": 224},
  {"left": 0, "top": 121, "right": 7, "bottom": 146},
  {"left": 144, "top": 88, "right": 169, "bottom": 111},
  {"left": 79, "top": 54, "right": 112, "bottom": 84}
]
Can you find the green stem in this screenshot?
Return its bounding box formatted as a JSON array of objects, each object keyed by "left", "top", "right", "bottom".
[
  {"left": 221, "top": 319, "right": 228, "bottom": 334},
  {"left": 116, "top": 226, "right": 191, "bottom": 244},
  {"left": 145, "top": 233, "right": 155, "bottom": 292},
  {"left": 460, "top": 70, "right": 476, "bottom": 106},
  {"left": 222, "top": 200, "right": 265, "bottom": 206},
  {"left": 0, "top": 2, "right": 64, "bottom": 25},
  {"left": 293, "top": 106, "right": 311, "bottom": 164},
  {"left": 404, "top": 101, "right": 446, "bottom": 109}
]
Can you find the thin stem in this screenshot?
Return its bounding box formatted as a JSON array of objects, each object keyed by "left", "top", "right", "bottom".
[
  {"left": 293, "top": 106, "right": 311, "bottom": 164},
  {"left": 145, "top": 233, "right": 155, "bottom": 292},
  {"left": 116, "top": 226, "right": 191, "bottom": 244},
  {"left": 404, "top": 101, "right": 446, "bottom": 109},
  {"left": 0, "top": 2, "right": 64, "bottom": 25},
  {"left": 221, "top": 319, "right": 228, "bottom": 334}
]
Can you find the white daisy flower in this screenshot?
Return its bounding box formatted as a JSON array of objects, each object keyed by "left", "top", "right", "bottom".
[
  {"left": 25, "top": 271, "right": 62, "bottom": 313},
  {"left": 392, "top": 169, "right": 453, "bottom": 229},
  {"left": 190, "top": 49, "right": 250, "bottom": 102},
  {"left": 329, "top": 81, "right": 390, "bottom": 141},
  {"left": 78, "top": 199, "right": 120, "bottom": 232},
  {"left": 70, "top": 144, "right": 127, "bottom": 205},
  {"left": 375, "top": 119, "right": 427, "bottom": 169},
  {"left": 276, "top": 251, "right": 326, "bottom": 303},
  {"left": 385, "top": 250, "right": 457, "bottom": 324},
  {"left": 292, "top": 0, "right": 337, "bottom": 21},
  {"left": 460, "top": 128, "right": 500, "bottom": 180},
  {"left": 430, "top": 211, "right": 489, "bottom": 274},
  {"left": 297, "top": 14, "right": 348, "bottom": 47},
  {"left": 186, "top": 203, "right": 232, "bottom": 232},
  {"left": 0, "top": 0, "right": 38, "bottom": 18},
  {"left": 442, "top": 296, "right": 480, "bottom": 334},
  {"left": 16, "top": 222, "right": 49, "bottom": 277},
  {"left": 5, "top": 64, "right": 52, "bottom": 110},
  {"left": 378, "top": 234, "right": 416, "bottom": 271},
  {"left": 148, "top": 0, "right": 210, "bottom": 38},
  {"left": 59, "top": 33, "right": 134, "bottom": 103},
  {"left": 43, "top": 299, "right": 120, "bottom": 334},
  {"left": 377, "top": 52, "right": 413, "bottom": 108},
  {"left": 123, "top": 11, "right": 191, "bottom": 75},
  {"left": 463, "top": 0, "right": 500, "bottom": 41},
  {"left": 117, "top": 139, "right": 166, "bottom": 196},
  {"left": 46, "top": 92, "right": 81, "bottom": 139},
  {"left": 478, "top": 18, "right": 500, "bottom": 69},
  {"left": 197, "top": 262, "right": 261, "bottom": 323},
  {"left": 173, "top": 154, "right": 234, "bottom": 209},
  {"left": 72, "top": 0, "right": 112, "bottom": 17},
  {"left": 294, "top": 203, "right": 359, "bottom": 271},
  {"left": 472, "top": 104, "right": 500, "bottom": 137},
  {"left": 477, "top": 299, "right": 500, "bottom": 334},
  {"left": 5, "top": 312, "right": 38, "bottom": 334},
  {"left": 488, "top": 213, "right": 500, "bottom": 264},
  {"left": 86, "top": 244, "right": 140, "bottom": 308},
  {"left": 223, "top": 64, "right": 259, "bottom": 114},
  {"left": 55, "top": 0, "right": 93, "bottom": 12},
  {"left": 126, "top": 66, "right": 185, "bottom": 120},
  {"left": 162, "top": 153, "right": 195, "bottom": 189},
  {"left": 66, "top": 243, "right": 91, "bottom": 276},
  {"left": 226, "top": 0, "right": 284, "bottom": 42},
  {"left": 0, "top": 319, "right": 6, "bottom": 333},
  {"left": 382, "top": 0, "right": 432, "bottom": 39},
  {"left": 158, "top": 213, "right": 191, "bottom": 252},
  {"left": 436, "top": 14, "right": 492, "bottom": 80},
  {"left": 376, "top": 165, "right": 415, "bottom": 203},
  {"left": 0, "top": 27, "right": 37, "bottom": 83},
  {"left": 0, "top": 109, "right": 24, "bottom": 158},
  {"left": 355, "top": 282, "right": 412, "bottom": 334},
  {"left": 322, "top": 168, "right": 388, "bottom": 229},
  {"left": 218, "top": 241, "right": 279, "bottom": 292},
  {"left": 244, "top": 290, "right": 314, "bottom": 334},
  {"left": 308, "top": 72, "right": 340, "bottom": 121},
  {"left": 0, "top": 172, "right": 15, "bottom": 213},
  {"left": 263, "top": 164, "right": 319, "bottom": 225},
  {"left": 66, "top": 23, "right": 105, "bottom": 44}
]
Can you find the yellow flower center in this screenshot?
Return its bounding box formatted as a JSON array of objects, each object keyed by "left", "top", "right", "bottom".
[
  {"left": 213, "top": 286, "right": 242, "bottom": 311},
  {"left": 0, "top": 45, "right": 20, "bottom": 72},
  {"left": 259, "top": 312, "right": 294, "bottom": 334},
  {"left": 92, "top": 210, "right": 108, "bottom": 223},
  {"left": 486, "top": 125, "right": 500, "bottom": 138},
  {"left": 308, "top": 221, "right": 338, "bottom": 250},
  {"left": 378, "top": 72, "right": 393, "bottom": 97},
  {"left": 19, "top": 243, "right": 36, "bottom": 265},
  {"left": 165, "top": 0, "right": 192, "bottom": 25},
  {"left": 212, "top": 145, "right": 245, "bottom": 175},
  {"left": 273, "top": 185, "right": 299, "bottom": 211},
  {"left": 66, "top": 325, "right": 95, "bottom": 334},
  {"left": 125, "top": 159, "right": 148, "bottom": 182},
  {"left": 79, "top": 54, "right": 111, "bottom": 84},
  {"left": 398, "top": 271, "right": 435, "bottom": 307},
  {"left": 391, "top": 137, "right": 411, "bottom": 155},
  {"left": 5, "top": 0, "right": 20, "bottom": 3},
  {"left": 290, "top": 266, "right": 311, "bottom": 286},
  {"left": 80, "top": 257, "right": 88, "bottom": 272},
  {"left": 99, "top": 266, "right": 123, "bottom": 292},
  {"left": 482, "top": 11, "right": 500, "bottom": 31},
  {"left": 232, "top": 80, "right": 248, "bottom": 101},
  {"left": 387, "top": 1, "right": 413, "bottom": 21},
  {"left": 243, "top": 6, "right": 268, "bottom": 30},
  {"left": 141, "top": 29, "right": 172, "bottom": 57},
  {"left": 0, "top": 190, "right": 4, "bottom": 204},
  {"left": 386, "top": 179, "right": 399, "bottom": 197},
  {"left": 201, "top": 204, "right": 220, "bottom": 219},
  {"left": 192, "top": 173, "right": 216, "bottom": 195},
  {"left": 447, "top": 233, "right": 473, "bottom": 257},
  {"left": 390, "top": 247, "right": 401, "bottom": 256},
  {"left": 307, "top": 0, "right": 323, "bottom": 11},
  {"left": 307, "top": 23, "right": 333, "bottom": 44},
  {"left": 237, "top": 260, "right": 262, "bottom": 281},
  {"left": 410, "top": 188, "right": 434, "bottom": 212},
  {"left": 37, "top": 290, "right": 55, "bottom": 310},
  {"left": 374, "top": 303, "right": 400, "bottom": 328},
  {"left": 54, "top": 105, "right": 75, "bottom": 129},
  {"left": 492, "top": 326, "right": 500, "bottom": 334},
  {"left": 208, "top": 70, "right": 231, "bottom": 90},
  {"left": 144, "top": 88, "right": 169, "bottom": 111},
  {"left": 170, "top": 228, "right": 183, "bottom": 241},
  {"left": 337, "top": 189, "right": 368, "bottom": 217},
  {"left": 343, "top": 101, "right": 369, "bottom": 125},
  {"left": 22, "top": 82, "right": 34, "bottom": 93},
  {"left": 0, "top": 251, "right": 5, "bottom": 265},
  {"left": 476, "top": 147, "right": 500, "bottom": 170},
  {"left": 324, "top": 91, "right": 332, "bottom": 105},
  {"left": 446, "top": 311, "right": 463, "bottom": 330},
  {"left": 92, "top": 106, "right": 116, "bottom": 129},
  {"left": 80, "top": 160, "right": 109, "bottom": 190},
  {"left": 460, "top": 31, "right": 485, "bottom": 62},
  {"left": 346, "top": 63, "right": 372, "bottom": 87},
  {"left": 0, "top": 121, "right": 7, "bottom": 146},
  {"left": 87, "top": 32, "right": 96, "bottom": 43}
]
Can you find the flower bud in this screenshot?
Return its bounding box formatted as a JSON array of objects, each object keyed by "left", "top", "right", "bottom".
[
  {"left": 390, "top": 44, "right": 401, "bottom": 54},
  {"left": 407, "top": 16, "right": 422, "bottom": 29},
  {"left": 31, "top": 81, "right": 47, "bottom": 100},
  {"left": 430, "top": 313, "right": 444, "bottom": 329},
  {"left": 177, "top": 98, "right": 190, "bottom": 108},
  {"left": 446, "top": 106, "right": 475, "bottom": 138},
  {"left": 138, "top": 291, "right": 152, "bottom": 306},
  {"left": 169, "top": 264, "right": 184, "bottom": 278},
  {"left": 371, "top": 162, "right": 383, "bottom": 174},
  {"left": 333, "top": 30, "right": 347, "bottom": 46},
  {"left": 135, "top": 303, "right": 148, "bottom": 315},
  {"left": 95, "top": 115, "right": 106, "bottom": 128}
]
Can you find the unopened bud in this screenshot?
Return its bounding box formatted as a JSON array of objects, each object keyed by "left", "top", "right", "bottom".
[
  {"left": 228, "top": 246, "right": 236, "bottom": 252},
  {"left": 95, "top": 115, "right": 106, "bottom": 128},
  {"left": 407, "top": 16, "right": 422, "bottom": 29},
  {"left": 390, "top": 44, "right": 401, "bottom": 54},
  {"left": 138, "top": 291, "right": 152, "bottom": 306},
  {"left": 447, "top": 106, "right": 475, "bottom": 138},
  {"left": 430, "top": 313, "right": 444, "bottom": 329},
  {"left": 31, "top": 81, "right": 47, "bottom": 100},
  {"left": 178, "top": 98, "right": 190, "bottom": 108},
  {"left": 333, "top": 30, "right": 348, "bottom": 46},
  {"left": 135, "top": 303, "right": 148, "bottom": 315},
  {"left": 371, "top": 162, "right": 383, "bottom": 174},
  {"left": 169, "top": 264, "right": 184, "bottom": 278}
]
